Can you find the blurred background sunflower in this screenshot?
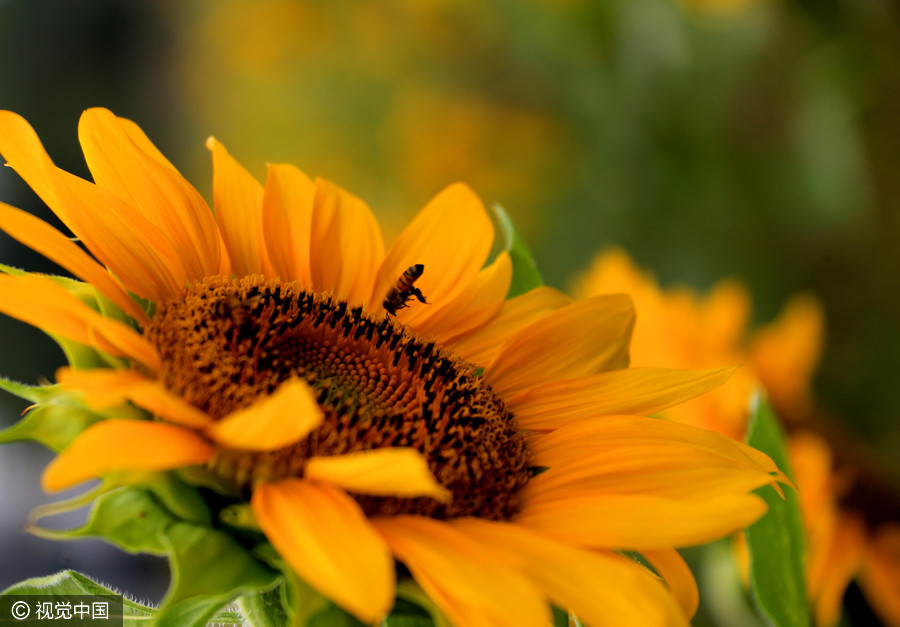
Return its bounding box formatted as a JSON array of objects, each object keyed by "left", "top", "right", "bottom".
[{"left": 1, "top": 0, "right": 898, "bottom": 624}]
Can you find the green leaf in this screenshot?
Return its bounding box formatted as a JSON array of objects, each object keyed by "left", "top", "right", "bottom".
[
  {"left": 493, "top": 204, "right": 543, "bottom": 298},
  {"left": 155, "top": 521, "right": 280, "bottom": 627},
  {"left": 0, "top": 570, "right": 156, "bottom": 622},
  {"left": 744, "top": 394, "right": 810, "bottom": 627}
]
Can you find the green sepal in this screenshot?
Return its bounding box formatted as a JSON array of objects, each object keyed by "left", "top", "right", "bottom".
[
  {"left": 154, "top": 522, "right": 280, "bottom": 627},
  {"left": 255, "top": 544, "right": 378, "bottom": 627},
  {"left": 493, "top": 204, "right": 543, "bottom": 298},
  {"left": 238, "top": 586, "right": 290, "bottom": 627},
  {"left": 255, "top": 544, "right": 331, "bottom": 626},
  {"left": 384, "top": 597, "right": 434, "bottom": 627},
  {"left": 177, "top": 465, "right": 242, "bottom": 498},
  {"left": 744, "top": 393, "right": 810, "bottom": 627},
  {"left": 551, "top": 605, "right": 569, "bottom": 627},
  {"left": 121, "top": 472, "right": 211, "bottom": 526},
  {"left": 0, "top": 570, "right": 156, "bottom": 622},
  {"left": 33, "top": 487, "right": 173, "bottom": 555},
  {"left": 49, "top": 331, "right": 127, "bottom": 371},
  {"left": 394, "top": 579, "right": 451, "bottom": 627},
  {"left": 0, "top": 268, "right": 135, "bottom": 369},
  {"left": 0, "top": 390, "right": 106, "bottom": 451},
  {"left": 0, "top": 377, "right": 57, "bottom": 403},
  {"left": 0, "top": 262, "right": 28, "bottom": 277},
  {"left": 220, "top": 502, "right": 262, "bottom": 533}
]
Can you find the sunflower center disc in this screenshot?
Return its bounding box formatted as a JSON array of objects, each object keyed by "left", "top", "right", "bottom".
[{"left": 145, "top": 275, "right": 531, "bottom": 520}]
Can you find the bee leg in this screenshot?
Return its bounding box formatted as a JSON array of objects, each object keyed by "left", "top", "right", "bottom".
[{"left": 410, "top": 287, "right": 428, "bottom": 304}]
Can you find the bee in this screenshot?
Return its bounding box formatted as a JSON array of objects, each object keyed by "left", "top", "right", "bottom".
[
  {"left": 215, "top": 293, "right": 263, "bottom": 328},
  {"left": 383, "top": 264, "right": 428, "bottom": 315}
]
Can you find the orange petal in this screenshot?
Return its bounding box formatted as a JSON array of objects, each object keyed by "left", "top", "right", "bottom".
[
  {"left": 305, "top": 449, "right": 450, "bottom": 502},
  {"left": 641, "top": 548, "right": 699, "bottom": 620},
  {"left": 56, "top": 367, "right": 211, "bottom": 429},
  {"left": 42, "top": 420, "right": 214, "bottom": 492},
  {"left": 252, "top": 479, "right": 393, "bottom": 622},
  {"left": 507, "top": 367, "right": 735, "bottom": 431},
  {"left": 452, "top": 519, "right": 687, "bottom": 626},
  {"left": 522, "top": 430, "right": 783, "bottom": 515},
  {"left": 207, "top": 137, "right": 270, "bottom": 277},
  {"left": 412, "top": 252, "right": 512, "bottom": 343},
  {"left": 374, "top": 516, "right": 550, "bottom": 627},
  {"left": 516, "top": 490, "right": 768, "bottom": 550},
  {"left": 0, "top": 110, "right": 185, "bottom": 300},
  {"left": 859, "top": 524, "right": 900, "bottom": 627},
  {"left": 445, "top": 286, "right": 572, "bottom": 367},
  {"left": 206, "top": 378, "right": 323, "bottom": 451},
  {"left": 0, "top": 274, "right": 160, "bottom": 373},
  {"left": 810, "top": 515, "right": 867, "bottom": 626},
  {"left": 484, "top": 294, "right": 635, "bottom": 398},
  {"left": 368, "top": 183, "right": 493, "bottom": 321},
  {"left": 0, "top": 201, "right": 148, "bottom": 325},
  {"left": 308, "top": 178, "right": 384, "bottom": 306},
  {"left": 529, "top": 415, "right": 781, "bottom": 476},
  {"left": 750, "top": 293, "right": 824, "bottom": 417},
  {"left": 78, "top": 108, "right": 223, "bottom": 281},
  {"left": 261, "top": 163, "right": 315, "bottom": 285}
]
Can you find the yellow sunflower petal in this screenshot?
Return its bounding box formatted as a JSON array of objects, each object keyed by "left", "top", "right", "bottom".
[
  {"left": 507, "top": 367, "right": 735, "bottom": 431},
  {"left": 412, "top": 252, "right": 512, "bottom": 343},
  {"left": 78, "top": 108, "right": 223, "bottom": 280},
  {"left": 530, "top": 415, "right": 781, "bottom": 475},
  {"left": 261, "top": 163, "right": 315, "bottom": 285},
  {"left": 42, "top": 420, "right": 214, "bottom": 492},
  {"left": 252, "top": 479, "right": 393, "bottom": 623},
  {"left": 0, "top": 201, "right": 148, "bottom": 324},
  {"left": 368, "top": 183, "right": 493, "bottom": 320},
  {"left": 207, "top": 137, "right": 270, "bottom": 277},
  {"left": 308, "top": 178, "right": 384, "bottom": 306},
  {"left": 0, "top": 110, "right": 185, "bottom": 301},
  {"left": 516, "top": 490, "right": 768, "bottom": 550},
  {"left": 305, "top": 449, "right": 451, "bottom": 503},
  {"left": 116, "top": 116, "right": 179, "bottom": 171},
  {"left": 750, "top": 293, "right": 824, "bottom": 416},
  {"left": 56, "top": 367, "right": 212, "bottom": 429},
  {"left": 445, "top": 286, "right": 572, "bottom": 367},
  {"left": 452, "top": 519, "right": 688, "bottom": 626},
  {"left": 205, "top": 378, "right": 323, "bottom": 451},
  {"left": 484, "top": 294, "right": 635, "bottom": 398},
  {"left": 522, "top": 434, "right": 783, "bottom": 521},
  {"left": 641, "top": 548, "right": 699, "bottom": 620},
  {"left": 374, "top": 515, "right": 550, "bottom": 627},
  {"left": 0, "top": 274, "right": 160, "bottom": 373}
]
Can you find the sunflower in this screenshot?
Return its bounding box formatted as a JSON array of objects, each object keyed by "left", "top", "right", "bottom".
[
  {"left": 575, "top": 248, "right": 900, "bottom": 627},
  {"left": 0, "top": 109, "right": 787, "bottom": 626}
]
